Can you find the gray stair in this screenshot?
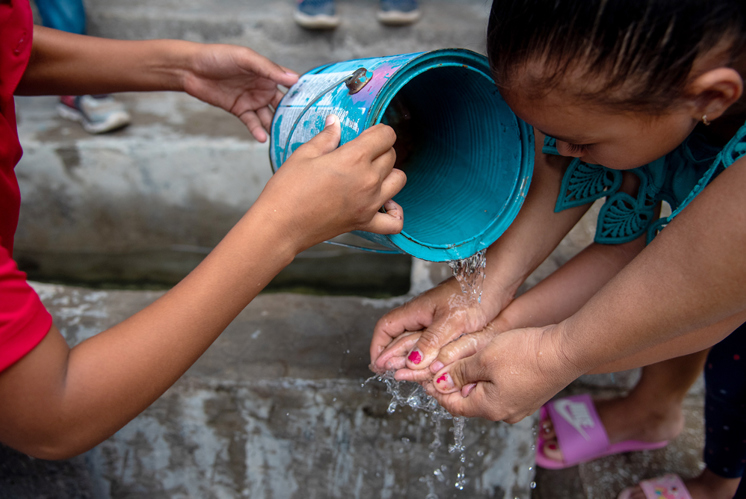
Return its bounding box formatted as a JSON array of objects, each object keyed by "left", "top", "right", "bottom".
[{"left": 82, "top": 0, "right": 491, "bottom": 73}]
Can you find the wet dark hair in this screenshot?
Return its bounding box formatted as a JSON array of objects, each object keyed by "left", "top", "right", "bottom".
[{"left": 487, "top": 0, "right": 746, "bottom": 112}]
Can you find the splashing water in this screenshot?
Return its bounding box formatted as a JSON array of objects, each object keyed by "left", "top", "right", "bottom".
[
  {"left": 366, "top": 372, "right": 471, "bottom": 493},
  {"left": 448, "top": 249, "right": 487, "bottom": 304},
  {"left": 450, "top": 416, "right": 467, "bottom": 490},
  {"left": 366, "top": 370, "right": 451, "bottom": 419},
  {"left": 365, "top": 251, "right": 489, "bottom": 494}
]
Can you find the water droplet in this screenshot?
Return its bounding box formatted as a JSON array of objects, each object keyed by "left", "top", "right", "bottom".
[{"left": 530, "top": 481, "right": 537, "bottom": 489}]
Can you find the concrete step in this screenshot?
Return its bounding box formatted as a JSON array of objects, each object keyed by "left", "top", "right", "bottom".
[
  {"left": 19, "top": 282, "right": 537, "bottom": 499},
  {"left": 80, "top": 0, "right": 492, "bottom": 73},
  {"left": 15, "top": 93, "right": 412, "bottom": 294}
]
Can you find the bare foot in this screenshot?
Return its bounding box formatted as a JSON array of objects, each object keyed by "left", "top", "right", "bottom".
[
  {"left": 621, "top": 469, "right": 740, "bottom": 499},
  {"left": 539, "top": 394, "right": 684, "bottom": 463}
]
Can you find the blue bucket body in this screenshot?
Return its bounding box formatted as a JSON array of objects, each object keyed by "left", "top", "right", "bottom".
[{"left": 270, "top": 49, "right": 534, "bottom": 262}]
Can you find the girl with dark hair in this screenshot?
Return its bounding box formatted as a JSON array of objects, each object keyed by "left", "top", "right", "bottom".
[{"left": 370, "top": 1, "right": 746, "bottom": 497}]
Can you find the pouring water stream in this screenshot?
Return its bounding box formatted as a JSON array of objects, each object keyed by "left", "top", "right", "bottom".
[{"left": 367, "top": 250, "right": 488, "bottom": 496}]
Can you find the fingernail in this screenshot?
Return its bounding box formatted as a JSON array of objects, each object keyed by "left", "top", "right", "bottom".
[
  {"left": 407, "top": 349, "right": 422, "bottom": 365},
  {"left": 285, "top": 71, "right": 299, "bottom": 76},
  {"left": 435, "top": 372, "right": 454, "bottom": 390},
  {"left": 461, "top": 383, "right": 476, "bottom": 397},
  {"left": 325, "top": 114, "right": 338, "bottom": 127},
  {"left": 430, "top": 361, "right": 444, "bottom": 373}
]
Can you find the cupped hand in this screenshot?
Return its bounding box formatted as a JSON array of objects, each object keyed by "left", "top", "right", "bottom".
[
  {"left": 182, "top": 44, "right": 300, "bottom": 142},
  {"left": 256, "top": 116, "right": 407, "bottom": 253},
  {"left": 424, "top": 324, "right": 584, "bottom": 423},
  {"left": 370, "top": 277, "right": 495, "bottom": 378}
]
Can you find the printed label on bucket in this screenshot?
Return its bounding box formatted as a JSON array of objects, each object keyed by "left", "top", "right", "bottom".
[{"left": 270, "top": 53, "right": 422, "bottom": 167}]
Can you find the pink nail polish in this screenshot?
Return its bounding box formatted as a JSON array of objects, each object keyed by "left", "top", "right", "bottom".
[
  {"left": 436, "top": 373, "right": 448, "bottom": 384},
  {"left": 408, "top": 350, "right": 422, "bottom": 365}
]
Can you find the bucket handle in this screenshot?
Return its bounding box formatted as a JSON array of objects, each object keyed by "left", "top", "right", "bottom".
[
  {"left": 280, "top": 68, "right": 402, "bottom": 255},
  {"left": 322, "top": 239, "right": 403, "bottom": 255},
  {"left": 280, "top": 68, "right": 372, "bottom": 164}
]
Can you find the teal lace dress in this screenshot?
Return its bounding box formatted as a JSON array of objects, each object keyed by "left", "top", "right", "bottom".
[
  {"left": 545, "top": 122, "right": 746, "bottom": 484},
  {"left": 544, "top": 121, "right": 746, "bottom": 244}
]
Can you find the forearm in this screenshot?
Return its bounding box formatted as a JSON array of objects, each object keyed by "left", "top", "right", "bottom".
[
  {"left": 17, "top": 26, "right": 194, "bottom": 95},
  {"left": 480, "top": 133, "right": 588, "bottom": 316},
  {"left": 496, "top": 237, "right": 645, "bottom": 331},
  {"left": 0, "top": 204, "right": 298, "bottom": 459},
  {"left": 588, "top": 310, "right": 746, "bottom": 373},
  {"left": 560, "top": 160, "right": 746, "bottom": 374}
]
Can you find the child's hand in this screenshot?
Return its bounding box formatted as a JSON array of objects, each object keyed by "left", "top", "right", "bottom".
[
  {"left": 181, "top": 43, "right": 300, "bottom": 142},
  {"left": 370, "top": 277, "right": 497, "bottom": 377},
  {"left": 378, "top": 321, "right": 504, "bottom": 382},
  {"left": 255, "top": 116, "right": 407, "bottom": 253},
  {"left": 424, "top": 324, "right": 582, "bottom": 423}
]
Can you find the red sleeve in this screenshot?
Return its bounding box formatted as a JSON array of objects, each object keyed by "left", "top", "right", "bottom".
[{"left": 0, "top": 245, "right": 52, "bottom": 373}]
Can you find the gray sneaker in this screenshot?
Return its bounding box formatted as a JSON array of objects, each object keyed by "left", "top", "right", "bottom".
[
  {"left": 57, "top": 95, "right": 131, "bottom": 134},
  {"left": 377, "top": 0, "right": 420, "bottom": 26},
  {"left": 294, "top": 0, "right": 341, "bottom": 30}
]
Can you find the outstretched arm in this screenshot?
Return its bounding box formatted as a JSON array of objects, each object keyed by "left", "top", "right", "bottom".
[
  {"left": 18, "top": 26, "right": 298, "bottom": 141},
  {"left": 0, "top": 119, "right": 406, "bottom": 459},
  {"left": 427, "top": 158, "right": 746, "bottom": 422}
]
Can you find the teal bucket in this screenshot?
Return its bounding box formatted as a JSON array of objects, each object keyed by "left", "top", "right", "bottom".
[{"left": 269, "top": 49, "right": 534, "bottom": 262}]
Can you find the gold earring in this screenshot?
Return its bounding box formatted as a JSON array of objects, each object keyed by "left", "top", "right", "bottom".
[{"left": 702, "top": 115, "right": 711, "bottom": 126}]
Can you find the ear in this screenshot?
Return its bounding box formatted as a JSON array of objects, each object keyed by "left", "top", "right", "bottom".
[{"left": 686, "top": 67, "right": 743, "bottom": 122}]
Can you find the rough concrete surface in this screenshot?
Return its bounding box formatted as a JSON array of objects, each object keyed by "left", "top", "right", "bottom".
[
  {"left": 15, "top": 283, "right": 537, "bottom": 499},
  {"left": 14, "top": 94, "right": 412, "bottom": 294},
  {"left": 80, "top": 0, "right": 492, "bottom": 74}
]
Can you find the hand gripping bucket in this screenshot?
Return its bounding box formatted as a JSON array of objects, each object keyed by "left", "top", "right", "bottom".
[{"left": 269, "top": 49, "right": 534, "bottom": 262}]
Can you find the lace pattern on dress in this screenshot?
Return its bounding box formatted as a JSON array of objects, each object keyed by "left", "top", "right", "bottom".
[
  {"left": 547, "top": 129, "right": 746, "bottom": 245},
  {"left": 646, "top": 125, "right": 746, "bottom": 242},
  {"left": 548, "top": 137, "right": 662, "bottom": 244}
]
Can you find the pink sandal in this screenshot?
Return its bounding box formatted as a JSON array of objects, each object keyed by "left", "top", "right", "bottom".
[
  {"left": 535, "top": 394, "right": 669, "bottom": 469},
  {"left": 617, "top": 474, "right": 693, "bottom": 499}
]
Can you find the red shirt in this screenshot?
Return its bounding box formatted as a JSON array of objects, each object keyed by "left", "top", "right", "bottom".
[{"left": 0, "top": 0, "right": 52, "bottom": 372}]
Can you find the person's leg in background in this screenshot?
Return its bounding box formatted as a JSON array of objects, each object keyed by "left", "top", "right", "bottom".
[
  {"left": 377, "top": 0, "right": 420, "bottom": 26},
  {"left": 34, "top": 0, "right": 86, "bottom": 34},
  {"left": 697, "top": 324, "right": 746, "bottom": 498},
  {"left": 294, "top": 0, "right": 341, "bottom": 30},
  {"left": 293, "top": 0, "right": 420, "bottom": 30},
  {"left": 34, "top": 0, "right": 131, "bottom": 134},
  {"left": 618, "top": 325, "right": 746, "bottom": 499}
]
